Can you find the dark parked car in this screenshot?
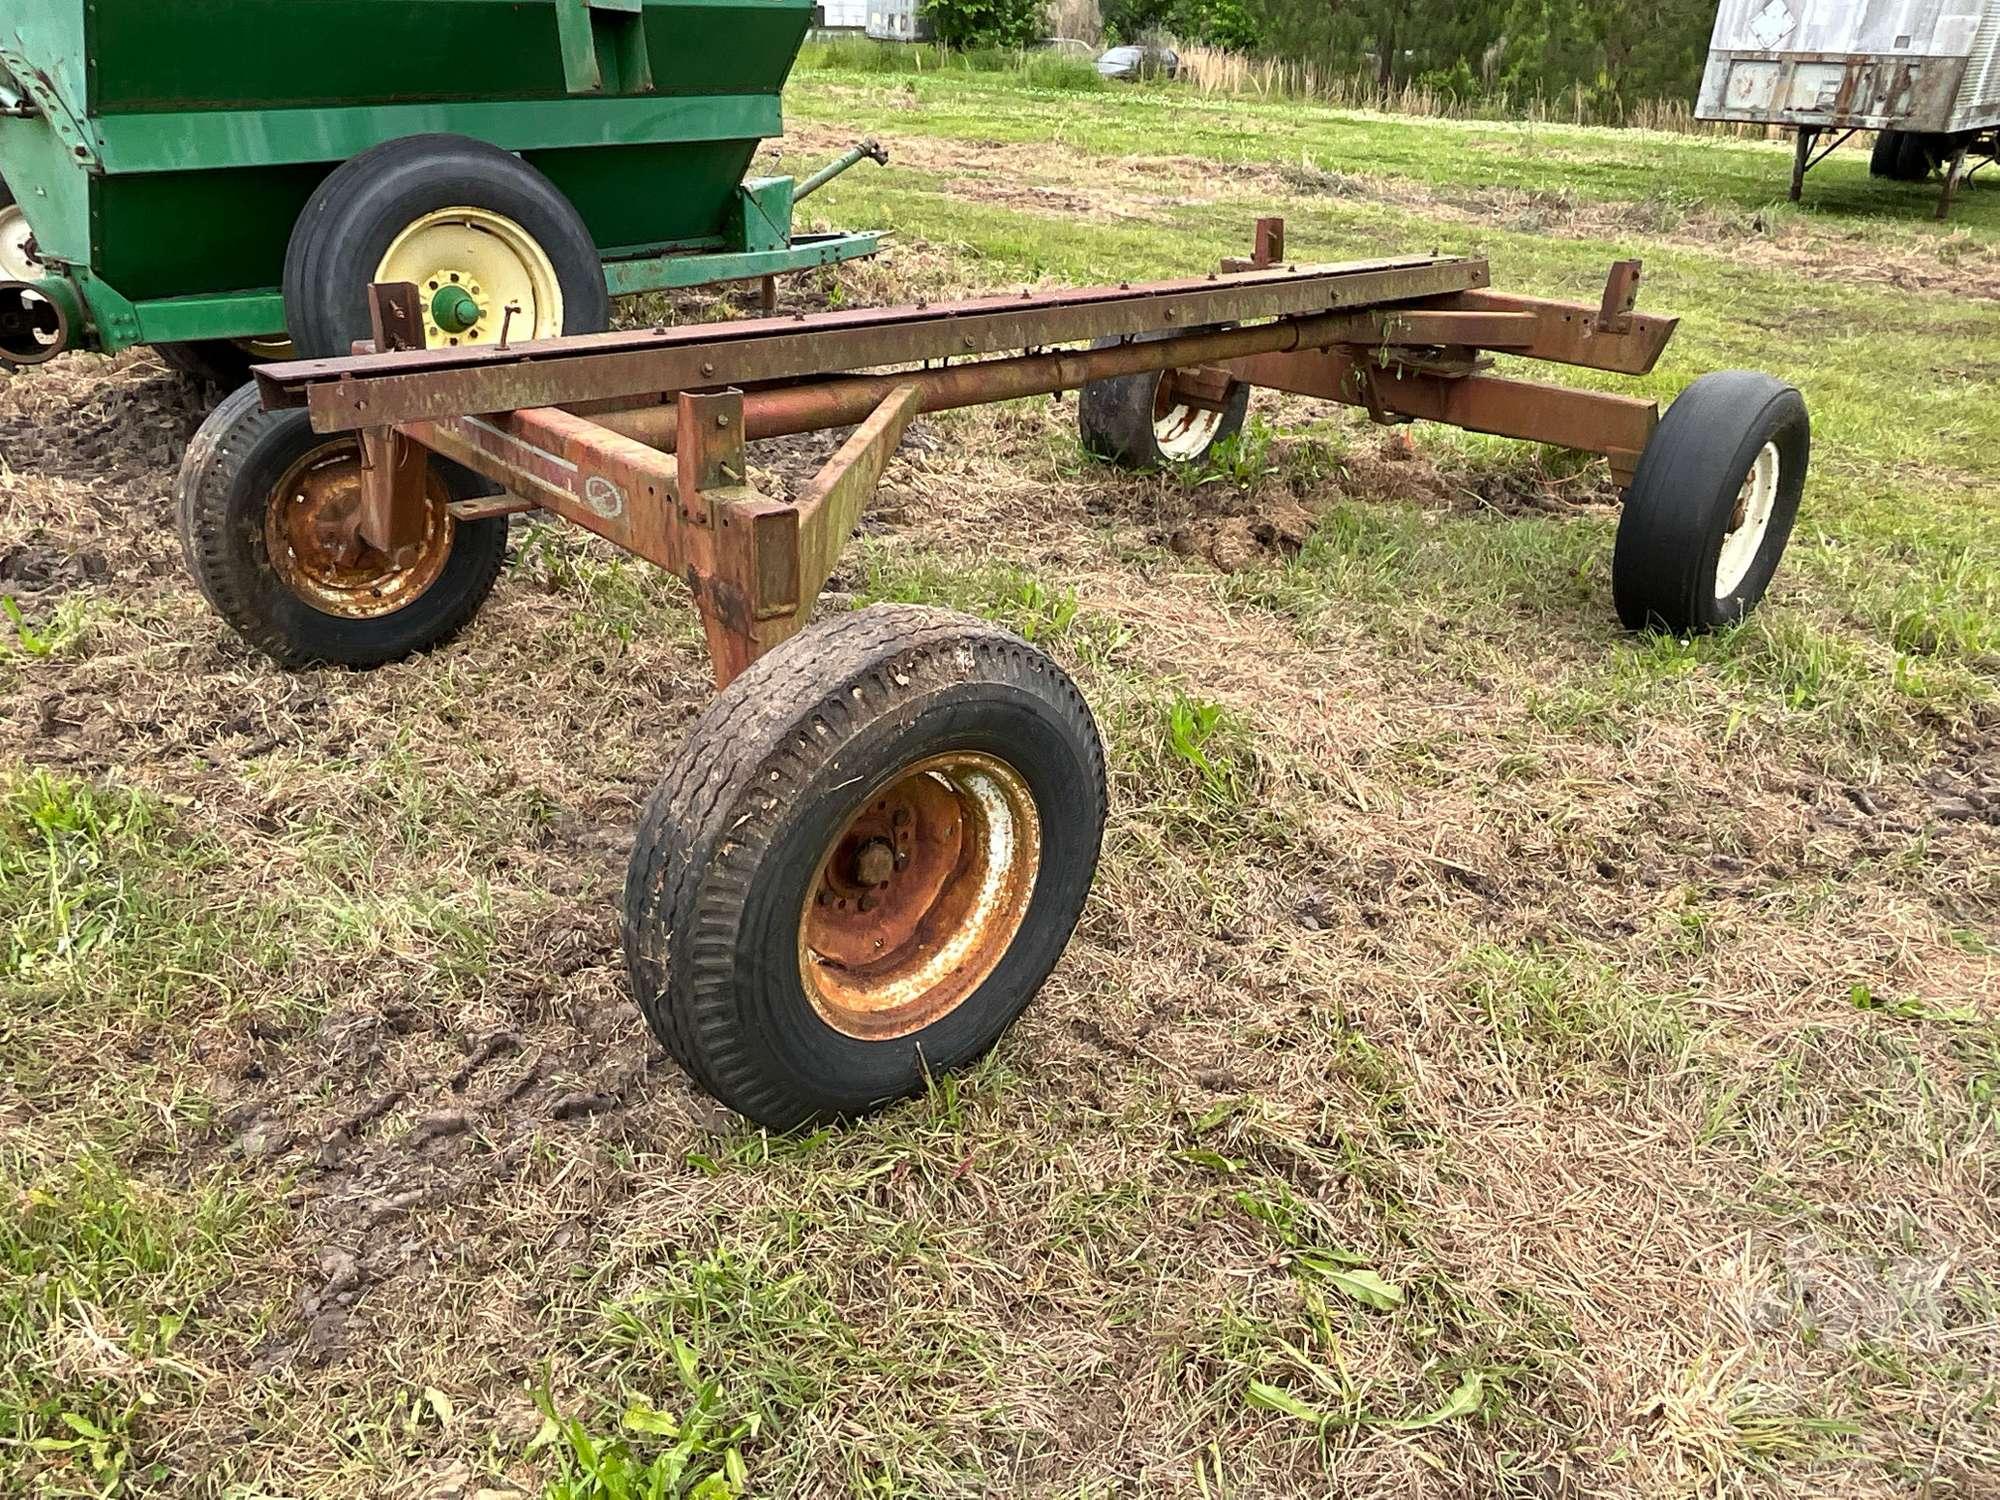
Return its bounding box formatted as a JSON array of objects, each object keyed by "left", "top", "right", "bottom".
[{"left": 1095, "top": 44, "right": 1179, "bottom": 80}]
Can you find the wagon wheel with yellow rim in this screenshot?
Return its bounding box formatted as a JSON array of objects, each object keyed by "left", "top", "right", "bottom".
[
  {"left": 623, "top": 606, "right": 1108, "bottom": 1130},
  {"left": 282, "top": 133, "right": 609, "bottom": 362}
]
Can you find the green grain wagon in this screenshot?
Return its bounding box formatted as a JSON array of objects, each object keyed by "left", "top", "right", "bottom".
[{"left": 0, "top": 0, "right": 885, "bottom": 378}]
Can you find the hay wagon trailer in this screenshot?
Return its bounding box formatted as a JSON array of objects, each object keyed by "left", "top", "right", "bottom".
[
  {"left": 1697, "top": 0, "right": 2000, "bottom": 215},
  {"left": 165, "top": 218, "right": 1812, "bottom": 1130},
  {"left": 0, "top": 0, "right": 886, "bottom": 381}
]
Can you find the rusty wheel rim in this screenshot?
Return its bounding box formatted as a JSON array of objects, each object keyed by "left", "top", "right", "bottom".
[
  {"left": 262, "top": 442, "right": 455, "bottom": 618},
  {"left": 799, "top": 752, "right": 1042, "bottom": 1041}
]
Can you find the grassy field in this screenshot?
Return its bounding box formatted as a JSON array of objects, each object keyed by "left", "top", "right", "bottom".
[{"left": 3, "top": 63, "right": 1997, "bottom": 1500}]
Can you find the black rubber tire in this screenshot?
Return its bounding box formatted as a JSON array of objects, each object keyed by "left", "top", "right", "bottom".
[
  {"left": 1079, "top": 332, "right": 1251, "bottom": 470},
  {"left": 1897, "top": 133, "right": 1934, "bottom": 181},
  {"left": 623, "top": 605, "right": 1108, "bottom": 1130},
  {"left": 281, "top": 133, "right": 610, "bottom": 360},
  {"left": 1871, "top": 130, "right": 1922, "bottom": 180},
  {"left": 176, "top": 382, "right": 508, "bottom": 668},
  {"left": 156, "top": 341, "right": 259, "bottom": 390},
  {"left": 1613, "top": 371, "right": 1809, "bottom": 634}
]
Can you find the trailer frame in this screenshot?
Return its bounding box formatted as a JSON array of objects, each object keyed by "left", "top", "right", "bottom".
[
  {"left": 253, "top": 220, "right": 1678, "bottom": 686},
  {"left": 184, "top": 218, "right": 1812, "bottom": 1128}
]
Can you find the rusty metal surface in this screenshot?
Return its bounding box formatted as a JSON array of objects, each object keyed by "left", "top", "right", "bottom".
[
  {"left": 408, "top": 406, "right": 679, "bottom": 567},
  {"left": 791, "top": 384, "right": 922, "bottom": 621},
  {"left": 257, "top": 256, "right": 1493, "bottom": 432},
  {"left": 592, "top": 314, "right": 1354, "bottom": 449},
  {"left": 1227, "top": 347, "right": 1660, "bottom": 484},
  {"left": 1428, "top": 287, "right": 1678, "bottom": 375},
  {"left": 273, "top": 220, "right": 1693, "bottom": 687},
  {"left": 1595, "top": 261, "right": 1641, "bottom": 336},
  {"left": 265, "top": 441, "right": 455, "bottom": 617},
  {"left": 1698, "top": 0, "right": 2000, "bottom": 132},
  {"left": 354, "top": 283, "right": 432, "bottom": 560},
  {"left": 798, "top": 752, "right": 1042, "bottom": 1043},
  {"left": 1221, "top": 216, "right": 1287, "bottom": 274},
  {"left": 582, "top": 289, "right": 1663, "bottom": 453}
]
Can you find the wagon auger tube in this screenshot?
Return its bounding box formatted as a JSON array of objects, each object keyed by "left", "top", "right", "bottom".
[{"left": 180, "top": 217, "right": 1811, "bottom": 1128}]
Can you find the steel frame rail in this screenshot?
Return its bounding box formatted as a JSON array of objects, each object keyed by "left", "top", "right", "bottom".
[{"left": 257, "top": 218, "right": 1681, "bottom": 688}]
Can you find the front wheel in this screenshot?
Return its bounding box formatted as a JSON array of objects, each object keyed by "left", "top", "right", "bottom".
[
  {"left": 177, "top": 383, "right": 508, "bottom": 668},
  {"left": 623, "top": 606, "right": 1108, "bottom": 1129},
  {"left": 1612, "top": 371, "right": 1810, "bottom": 634}
]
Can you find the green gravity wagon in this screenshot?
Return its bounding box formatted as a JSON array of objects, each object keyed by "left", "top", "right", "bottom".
[{"left": 0, "top": 0, "right": 886, "bottom": 379}]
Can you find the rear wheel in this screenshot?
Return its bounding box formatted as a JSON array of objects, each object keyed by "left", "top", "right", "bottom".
[
  {"left": 0, "top": 178, "right": 40, "bottom": 283},
  {"left": 623, "top": 606, "right": 1107, "bottom": 1129},
  {"left": 1080, "top": 333, "right": 1250, "bottom": 470},
  {"left": 282, "top": 133, "right": 609, "bottom": 360},
  {"left": 177, "top": 383, "right": 508, "bottom": 668},
  {"left": 1612, "top": 371, "right": 1810, "bottom": 634},
  {"left": 1870, "top": 130, "right": 1929, "bottom": 181}
]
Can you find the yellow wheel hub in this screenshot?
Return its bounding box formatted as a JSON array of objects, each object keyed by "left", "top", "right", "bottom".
[{"left": 375, "top": 207, "right": 564, "bottom": 350}]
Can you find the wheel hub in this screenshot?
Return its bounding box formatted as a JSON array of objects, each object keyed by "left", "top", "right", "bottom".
[
  {"left": 800, "top": 753, "right": 1042, "bottom": 1041},
  {"left": 430, "top": 281, "right": 484, "bottom": 336},
  {"left": 263, "top": 443, "right": 456, "bottom": 618},
  {"left": 1152, "top": 368, "right": 1231, "bottom": 461},
  {"left": 1714, "top": 440, "right": 1782, "bottom": 600},
  {"left": 376, "top": 208, "right": 563, "bottom": 350}
]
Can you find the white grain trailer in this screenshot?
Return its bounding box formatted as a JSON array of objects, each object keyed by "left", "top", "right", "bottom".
[{"left": 1697, "top": 0, "right": 2000, "bottom": 215}]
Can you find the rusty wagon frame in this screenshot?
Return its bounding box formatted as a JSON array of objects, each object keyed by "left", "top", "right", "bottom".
[{"left": 175, "top": 217, "right": 1813, "bottom": 1128}]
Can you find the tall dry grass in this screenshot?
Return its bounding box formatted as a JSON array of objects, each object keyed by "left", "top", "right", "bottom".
[{"left": 1173, "top": 45, "right": 1778, "bottom": 136}]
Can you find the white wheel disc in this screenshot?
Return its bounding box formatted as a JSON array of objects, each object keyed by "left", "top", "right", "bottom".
[
  {"left": 1152, "top": 371, "right": 1230, "bottom": 462},
  {"left": 1714, "top": 441, "right": 1781, "bottom": 599},
  {"left": 375, "top": 207, "right": 564, "bottom": 350},
  {"left": 1154, "top": 402, "right": 1224, "bottom": 462},
  {"left": 0, "top": 204, "right": 40, "bottom": 283}
]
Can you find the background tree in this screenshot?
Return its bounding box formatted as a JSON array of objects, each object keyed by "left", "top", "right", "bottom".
[{"left": 922, "top": 0, "right": 1047, "bottom": 49}]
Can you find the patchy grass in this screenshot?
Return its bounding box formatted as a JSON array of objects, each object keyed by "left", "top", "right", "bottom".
[{"left": 2, "top": 63, "right": 1996, "bottom": 1500}]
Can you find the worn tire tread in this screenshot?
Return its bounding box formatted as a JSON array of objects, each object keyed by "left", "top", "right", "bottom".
[
  {"left": 176, "top": 384, "right": 506, "bottom": 668},
  {"left": 623, "top": 606, "right": 1106, "bottom": 1127}
]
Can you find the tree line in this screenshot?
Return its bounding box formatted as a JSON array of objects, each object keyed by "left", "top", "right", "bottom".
[{"left": 925, "top": 0, "right": 1722, "bottom": 111}]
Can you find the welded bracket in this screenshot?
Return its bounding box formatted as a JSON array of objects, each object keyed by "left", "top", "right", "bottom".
[
  {"left": 1595, "top": 260, "right": 1641, "bottom": 336},
  {"left": 680, "top": 383, "right": 922, "bottom": 686},
  {"left": 1221, "top": 216, "right": 1287, "bottom": 274},
  {"left": 0, "top": 44, "right": 97, "bottom": 167},
  {"left": 357, "top": 283, "right": 431, "bottom": 562}
]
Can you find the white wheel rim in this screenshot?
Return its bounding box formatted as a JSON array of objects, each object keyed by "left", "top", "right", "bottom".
[
  {"left": 1155, "top": 402, "right": 1224, "bottom": 462},
  {"left": 0, "top": 204, "right": 40, "bottom": 283},
  {"left": 375, "top": 207, "right": 564, "bottom": 350},
  {"left": 1714, "top": 441, "right": 1781, "bottom": 600},
  {"left": 1152, "top": 370, "right": 1232, "bottom": 462}
]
